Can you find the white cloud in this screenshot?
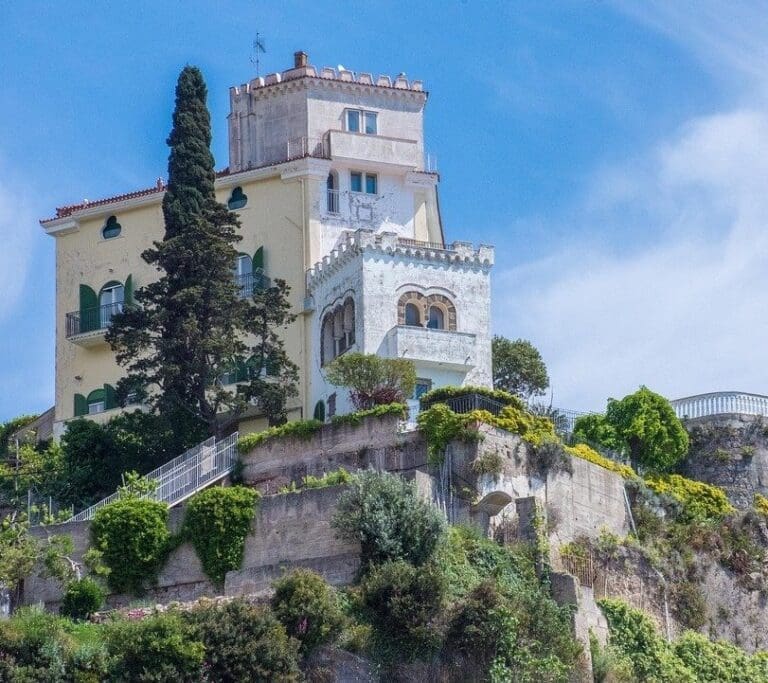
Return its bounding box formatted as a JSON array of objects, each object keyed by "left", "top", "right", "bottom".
[
  {"left": 494, "top": 108, "right": 768, "bottom": 411},
  {"left": 0, "top": 172, "right": 34, "bottom": 320}
]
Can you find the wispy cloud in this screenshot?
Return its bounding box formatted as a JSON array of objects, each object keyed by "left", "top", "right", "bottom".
[{"left": 495, "top": 106, "right": 768, "bottom": 411}]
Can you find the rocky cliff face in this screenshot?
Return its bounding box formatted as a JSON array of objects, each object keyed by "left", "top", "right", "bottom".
[{"left": 681, "top": 414, "right": 768, "bottom": 508}]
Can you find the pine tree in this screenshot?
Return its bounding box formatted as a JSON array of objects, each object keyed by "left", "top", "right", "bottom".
[{"left": 107, "top": 66, "right": 298, "bottom": 436}]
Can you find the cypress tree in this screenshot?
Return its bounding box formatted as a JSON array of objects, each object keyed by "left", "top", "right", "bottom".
[{"left": 107, "top": 66, "right": 298, "bottom": 437}]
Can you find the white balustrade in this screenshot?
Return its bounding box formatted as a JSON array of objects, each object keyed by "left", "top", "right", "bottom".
[{"left": 670, "top": 392, "right": 768, "bottom": 420}]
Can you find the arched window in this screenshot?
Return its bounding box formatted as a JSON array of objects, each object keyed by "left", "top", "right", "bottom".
[
  {"left": 343, "top": 298, "right": 355, "bottom": 347},
  {"left": 321, "top": 314, "right": 335, "bottom": 366},
  {"left": 227, "top": 187, "right": 248, "bottom": 210},
  {"left": 86, "top": 388, "right": 106, "bottom": 415},
  {"left": 233, "top": 254, "right": 253, "bottom": 297},
  {"left": 427, "top": 306, "right": 445, "bottom": 330},
  {"left": 102, "top": 216, "right": 122, "bottom": 239},
  {"left": 405, "top": 303, "right": 421, "bottom": 327},
  {"left": 327, "top": 172, "right": 339, "bottom": 213},
  {"left": 99, "top": 282, "right": 124, "bottom": 327}
]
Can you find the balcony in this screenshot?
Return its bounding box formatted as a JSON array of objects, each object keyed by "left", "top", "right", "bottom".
[
  {"left": 65, "top": 302, "right": 122, "bottom": 347},
  {"left": 328, "top": 130, "right": 420, "bottom": 169},
  {"left": 235, "top": 269, "right": 270, "bottom": 298},
  {"left": 383, "top": 325, "right": 477, "bottom": 372}
]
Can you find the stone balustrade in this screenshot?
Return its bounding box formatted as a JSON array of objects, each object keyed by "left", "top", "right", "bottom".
[{"left": 670, "top": 392, "right": 768, "bottom": 420}]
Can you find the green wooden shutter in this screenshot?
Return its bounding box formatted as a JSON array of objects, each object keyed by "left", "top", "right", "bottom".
[
  {"left": 74, "top": 393, "right": 87, "bottom": 417},
  {"left": 79, "top": 284, "right": 98, "bottom": 332},
  {"left": 313, "top": 400, "right": 326, "bottom": 422},
  {"left": 124, "top": 274, "right": 134, "bottom": 305},
  {"left": 235, "top": 357, "right": 248, "bottom": 383},
  {"left": 253, "top": 246, "right": 264, "bottom": 270},
  {"left": 104, "top": 384, "right": 118, "bottom": 410}
]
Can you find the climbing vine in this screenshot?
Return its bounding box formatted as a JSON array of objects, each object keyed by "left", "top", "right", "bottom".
[{"left": 182, "top": 486, "right": 260, "bottom": 585}]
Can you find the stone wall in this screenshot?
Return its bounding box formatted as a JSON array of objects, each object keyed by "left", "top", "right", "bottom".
[{"left": 681, "top": 414, "right": 768, "bottom": 508}]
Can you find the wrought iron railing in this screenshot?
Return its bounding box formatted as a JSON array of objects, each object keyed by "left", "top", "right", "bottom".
[
  {"left": 235, "top": 269, "right": 270, "bottom": 298},
  {"left": 442, "top": 394, "right": 508, "bottom": 416},
  {"left": 65, "top": 302, "right": 123, "bottom": 338},
  {"left": 671, "top": 391, "right": 768, "bottom": 420},
  {"left": 66, "top": 432, "right": 239, "bottom": 523}
]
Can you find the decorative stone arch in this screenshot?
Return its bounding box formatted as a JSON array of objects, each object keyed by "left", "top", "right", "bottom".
[
  {"left": 397, "top": 291, "right": 456, "bottom": 330},
  {"left": 320, "top": 291, "right": 357, "bottom": 365},
  {"left": 425, "top": 293, "right": 456, "bottom": 331}
]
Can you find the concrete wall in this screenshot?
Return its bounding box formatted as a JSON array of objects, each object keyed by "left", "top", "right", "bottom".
[{"left": 681, "top": 414, "right": 768, "bottom": 508}]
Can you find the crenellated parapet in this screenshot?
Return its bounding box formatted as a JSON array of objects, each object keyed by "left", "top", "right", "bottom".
[{"left": 306, "top": 229, "right": 494, "bottom": 290}]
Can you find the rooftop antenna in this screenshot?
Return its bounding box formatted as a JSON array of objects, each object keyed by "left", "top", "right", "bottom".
[{"left": 251, "top": 32, "right": 266, "bottom": 77}]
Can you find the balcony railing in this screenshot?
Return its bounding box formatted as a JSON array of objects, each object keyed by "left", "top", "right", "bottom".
[
  {"left": 670, "top": 392, "right": 768, "bottom": 420},
  {"left": 65, "top": 302, "right": 122, "bottom": 338},
  {"left": 235, "top": 269, "right": 270, "bottom": 298},
  {"left": 327, "top": 188, "right": 340, "bottom": 214}
]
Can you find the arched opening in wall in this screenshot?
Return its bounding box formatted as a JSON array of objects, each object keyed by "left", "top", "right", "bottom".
[
  {"left": 405, "top": 302, "right": 422, "bottom": 327},
  {"left": 334, "top": 308, "right": 346, "bottom": 355},
  {"left": 99, "top": 281, "right": 124, "bottom": 327},
  {"left": 343, "top": 298, "right": 355, "bottom": 347},
  {"left": 233, "top": 253, "right": 253, "bottom": 297},
  {"left": 427, "top": 305, "right": 445, "bottom": 330},
  {"left": 327, "top": 172, "right": 339, "bottom": 214},
  {"left": 321, "top": 314, "right": 335, "bottom": 366}
]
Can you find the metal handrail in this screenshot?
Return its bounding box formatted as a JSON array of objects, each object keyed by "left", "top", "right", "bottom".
[
  {"left": 66, "top": 432, "right": 239, "bottom": 522},
  {"left": 235, "top": 269, "right": 270, "bottom": 298},
  {"left": 65, "top": 302, "right": 123, "bottom": 337},
  {"left": 670, "top": 391, "right": 768, "bottom": 419}
]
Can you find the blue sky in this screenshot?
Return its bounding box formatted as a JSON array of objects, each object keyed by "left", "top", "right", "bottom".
[{"left": 1, "top": 0, "right": 766, "bottom": 420}]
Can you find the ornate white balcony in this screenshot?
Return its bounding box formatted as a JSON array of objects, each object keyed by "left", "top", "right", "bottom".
[
  {"left": 670, "top": 392, "right": 768, "bottom": 419},
  {"left": 383, "top": 325, "right": 477, "bottom": 372}
]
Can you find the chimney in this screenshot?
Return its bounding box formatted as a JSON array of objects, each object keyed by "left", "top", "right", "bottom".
[{"left": 294, "top": 51, "right": 308, "bottom": 68}]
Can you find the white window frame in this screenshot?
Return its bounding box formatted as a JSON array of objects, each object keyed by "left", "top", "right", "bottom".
[
  {"left": 350, "top": 171, "right": 378, "bottom": 195},
  {"left": 345, "top": 109, "right": 377, "bottom": 135},
  {"left": 88, "top": 401, "right": 105, "bottom": 415}
]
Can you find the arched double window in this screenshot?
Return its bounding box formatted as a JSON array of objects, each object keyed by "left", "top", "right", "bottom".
[
  {"left": 397, "top": 291, "right": 457, "bottom": 331},
  {"left": 321, "top": 296, "right": 356, "bottom": 366},
  {"left": 74, "top": 384, "right": 118, "bottom": 416}
]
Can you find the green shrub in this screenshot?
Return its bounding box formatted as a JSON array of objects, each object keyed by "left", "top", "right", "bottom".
[
  {"left": 598, "top": 598, "right": 696, "bottom": 683},
  {"left": 359, "top": 560, "right": 445, "bottom": 660},
  {"left": 332, "top": 470, "right": 446, "bottom": 569},
  {"left": 237, "top": 419, "right": 323, "bottom": 453},
  {"left": 185, "top": 600, "right": 301, "bottom": 682},
  {"left": 278, "top": 467, "right": 353, "bottom": 494},
  {"left": 471, "top": 450, "right": 504, "bottom": 476},
  {"left": 417, "top": 403, "right": 482, "bottom": 465},
  {"left": 589, "top": 631, "right": 634, "bottom": 683},
  {"left": 60, "top": 578, "right": 105, "bottom": 621},
  {"left": 672, "top": 581, "right": 707, "bottom": 631},
  {"left": 330, "top": 402, "right": 407, "bottom": 427},
  {"left": 644, "top": 474, "right": 734, "bottom": 522},
  {"left": 271, "top": 568, "right": 345, "bottom": 655},
  {"left": 419, "top": 385, "right": 523, "bottom": 410},
  {"left": 90, "top": 498, "right": 170, "bottom": 594},
  {"left": 324, "top": 352, "right": 416, "bottom": 409},
  {"left": 182, "top": 485, "right": 259, "bottom": 585},
  {"left": 104, "top": 611, "right": 204, "bottom": 682}
]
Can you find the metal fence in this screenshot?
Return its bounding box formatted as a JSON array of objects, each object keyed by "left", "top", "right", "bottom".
[
  {"left": 442, "top": 394, "right": 508, "bottom": 416},
  {"left": 65, "top": 302, "right": 122, "bottom": 337},
  {"left": 67, "top": 433, "right": 239, "bottom": 523},
  {"left": 235, "top": 269, "right": 270, "bottom": 298}
]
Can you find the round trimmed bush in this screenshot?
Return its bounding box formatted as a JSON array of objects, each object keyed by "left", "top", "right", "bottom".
[
  {"left": 91, "top": 498, "right": 170, "bottom": 594},
  {"left": 60, "top": 578, "right": 105, "bottom": 621},
  {"left": 271, "top": 568, "right": 344, "bottom": 654}
]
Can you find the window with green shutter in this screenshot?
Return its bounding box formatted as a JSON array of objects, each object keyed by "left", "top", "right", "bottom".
[
  {"left": 74, "top": 393, "right": 88, "bottom": 417},
  {"left": 124, "top": 274, "right": 134, "bottom": 305},
  {"left": 86, "top": 388, "right": 106, "bottom": 415},
  {"left": 253, "top": 247, "right": 266, "bottom": 290},
  {"left": 104, "top": 384, "right": 118, "bottom": 410},
  {"left": 79, "top": 284, "right": 99, "bottom": 333}
]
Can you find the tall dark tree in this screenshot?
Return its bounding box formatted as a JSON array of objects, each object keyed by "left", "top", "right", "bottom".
[{"left": 107, "top": 66, "right": 298, "bottom": 436}]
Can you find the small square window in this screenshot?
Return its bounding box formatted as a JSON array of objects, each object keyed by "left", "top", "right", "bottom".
[
  {"left": 346, "top": 110, "right": 360, "bottom": 133},
  {"left": 365, "top": 173, "right": 377, "bottom": 194},
  {"left": 414, "top": 379, "right": 432, "bottom": 400},
  {"left": 350, "top": 172, "right": 363, "bottom": 193},
  {"left": 364, "top": 111, "right": 377, "bottom": 134}
]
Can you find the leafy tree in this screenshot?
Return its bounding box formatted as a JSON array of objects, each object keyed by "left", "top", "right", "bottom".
[
  {"left": 325, "top": 352, "right": 416, "bottom": 410},
  {"left": 332, "top": 470, "right": 446, "bottom": 569},
  {"left": 572, "top": 413, "right": 619, "bottom": 451},
  {"left": 605, "top": 386, "right": 688, "bottom": 473},
  {"left": 491, "top": 336, "right": 549, "bottom": 399},
  {"left": 60, "top": 577, "right": 105, "bottom": 621},
  {"left": 107, "top": 66, "right": 298, "bottom": 436}
]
